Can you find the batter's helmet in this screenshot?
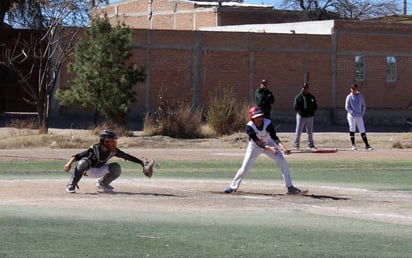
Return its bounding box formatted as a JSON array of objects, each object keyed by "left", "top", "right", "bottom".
[
  {"left": 248, "top": 106, "right": 264, "bottom": 120},
  {"left": 100, "top": 130, "right": 117, "bottom": 143}
]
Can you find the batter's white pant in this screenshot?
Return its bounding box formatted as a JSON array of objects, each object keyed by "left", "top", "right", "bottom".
[
  {"left": 347, "top": 113, "right": 365, "bottom": 133},
  {"left": 229, "top": 140, "right": 293, "bottom": 190},
  {"left": 83, "top": 165, "right": 111, "bottom": 178}
]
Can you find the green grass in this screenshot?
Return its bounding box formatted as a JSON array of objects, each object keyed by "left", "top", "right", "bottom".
[
  {"left": 1, "top": 207, "right": 411, "bottom": 258},
  {"left": 1, "top": 159, "right": 412, "bottom": 257},
  {"left": 1, "top": 159, "right": 411, "bottom": 190}
]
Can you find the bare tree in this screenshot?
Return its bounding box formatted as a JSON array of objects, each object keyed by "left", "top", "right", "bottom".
[
  {"left": 1, "top": 0, "right": 108, "bottom": 133},
  {"left": 279, "top": 0, "right": 401, "bottom": 20},
  {"left": 279, "top": 0, "right": 336, "bottom": 20},
  {"left": 333, "top": 0, "right": 400, "bottom": 19},
  {"left": 1, "top": 1, "right": 90, "bottom": 133}
]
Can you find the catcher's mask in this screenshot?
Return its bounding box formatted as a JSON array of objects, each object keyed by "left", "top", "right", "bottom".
[{"left": 100, "top": 130, "right": 118, "bottom": 151}]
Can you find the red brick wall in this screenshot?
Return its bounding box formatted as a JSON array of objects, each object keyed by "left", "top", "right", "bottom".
[
  {"left": 334, "top": 21, "right": 412, "bottom": 111},
  {"left": 123, "top": 30, "right": 332, "bottom": 115},
  {"left": 99, "top": 1, "right": 337, "bottom": 30},
  {"left": 51, "top": 20, "right": 412, "bottom": 126}
]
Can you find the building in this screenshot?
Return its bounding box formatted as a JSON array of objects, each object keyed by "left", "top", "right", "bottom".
[
  {"left": 97, "top": 0, "right": 339, "bottom": 30},
  {"left": 51, "top": 19, "right": 412, "bottom": 128},
  {"left": 3, "top": 1, "right": 412, "bottom": 128}
]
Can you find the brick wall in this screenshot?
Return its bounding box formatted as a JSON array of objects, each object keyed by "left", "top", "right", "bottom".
[
  {"left": 0, "top": 19, "right": 395, "bottom": 127},
  {"left": 99, "top": 1, "right": 340, "bottom": 30},
  {"left": 52, "top": 21, "right": 412, "bottom": 127}
]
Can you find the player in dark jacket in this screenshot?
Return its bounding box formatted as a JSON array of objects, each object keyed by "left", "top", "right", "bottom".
[
  {"left": 255, "top": 79, "right": 275, "bottom": 119},
  {"left": 293, "top": 83, "right": 318, "bottom": 150},
  {"left": 64, "top": 130, "right": 154, "bottom": 193}
]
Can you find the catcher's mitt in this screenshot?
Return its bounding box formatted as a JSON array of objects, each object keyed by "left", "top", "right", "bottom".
[{"left": 143, "top": 158, "right": 155, "bottom": 178}]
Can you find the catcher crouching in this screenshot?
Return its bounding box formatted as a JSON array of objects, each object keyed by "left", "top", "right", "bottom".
[{"left": 64, "top": 130, "right": 155, "bottom": 193}]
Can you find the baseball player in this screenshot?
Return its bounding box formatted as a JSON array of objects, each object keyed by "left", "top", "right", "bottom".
[
  {"left": 345, "top": 83, "right": 373, "bottom": 150},
  {"left": 224, "top": 106, "right": 302, "bottom": 195},
  {"left": 255, "top": 79, "right": 275, "bottom": 119},
  {"left": 64, "top": 130, "right": 154, "bottom": 193},
  {"left": 293, "top": 83, "right": 318, "bottom": 150}
]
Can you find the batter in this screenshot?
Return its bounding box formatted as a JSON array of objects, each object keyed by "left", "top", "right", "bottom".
[{"left": 224, "top": 106, "right": 302, "bottom": 195}]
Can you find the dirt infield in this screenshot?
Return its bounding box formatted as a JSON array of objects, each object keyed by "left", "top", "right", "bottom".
[
  {"left": 1, "top": 176, "right": 412, "bottom": 225},
  {"left": 1, "top": 144, "right": 412, "bottom": 226}
]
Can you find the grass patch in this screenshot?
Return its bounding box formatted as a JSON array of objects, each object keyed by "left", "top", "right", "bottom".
[
  {"left": 1, "top": 159, "right": 411, "bottom": 190},
  {"left": 0, "top": 207, "right": 411, "bottom": 258},
  {"left": 1, "top": 159, "right": 412, "bottom": 257}
]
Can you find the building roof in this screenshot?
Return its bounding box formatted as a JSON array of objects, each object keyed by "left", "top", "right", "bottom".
[
  {"left": 199, "top": 20, "right": 335, "bottom": 35},
  {"left": 188, "top": 0, "right": 273, "bottom": 8},
  {"left": 366, "top": 14, "right": 412, "bottom": 24}
]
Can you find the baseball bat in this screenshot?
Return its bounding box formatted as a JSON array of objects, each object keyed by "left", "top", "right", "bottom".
[{"left": 304, "top": 71, "right": 310, "bottom": 84}]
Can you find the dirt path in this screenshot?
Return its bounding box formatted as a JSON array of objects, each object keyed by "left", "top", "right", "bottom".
[
  {"left": 1, "top": 130, "right": 412, "bottom": 226},
  {"left": 1, "top": 178, "right": 411, "bottom": 225}
]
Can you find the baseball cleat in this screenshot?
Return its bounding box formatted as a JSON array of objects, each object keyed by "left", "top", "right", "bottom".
[
  {"left": 308, "top": 145, "right": 317, "bottom": 151},
  {"left": 97, "top": 182, "right": 113, "bottom": 193},
  {"left": 66, "top": 184, "right": 79, "bottom": 193},
  {"left": 351, "top": 145, "right": 358, "bottom": 151},
  {"left": 66, "top": 185, "right": 76, "bottom": 193},
  {"left": 223, "top": 187, "right": 234, "bottom": 193},
  {"left": 366, "top": 145, "right": 374, "bottom": 150},
  {"left": 287, "top": 186, "right": 302, "bottom": 195}
]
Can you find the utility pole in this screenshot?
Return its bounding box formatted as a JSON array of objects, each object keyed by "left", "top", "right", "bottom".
[{"left": 404, "top": 0, "right": 407, "bottom": 15}]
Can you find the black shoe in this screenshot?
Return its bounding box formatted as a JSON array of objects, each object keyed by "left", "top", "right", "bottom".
[
  {"left": 224, "top": 187, "right": 234, "bottom": 193},
  {"left": 66, "top": 184, "right": 77, "bottom": 193},
  {"left": 287, "top": 186, "right": 301, "bottom": 195}
]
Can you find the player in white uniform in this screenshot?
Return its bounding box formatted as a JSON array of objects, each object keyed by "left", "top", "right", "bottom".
[
  {"left": 345, "top": 83, "right": 373, "bottom": 151},
  {"left": 224, "top": 106, "right": 302, "bottom": 195}
]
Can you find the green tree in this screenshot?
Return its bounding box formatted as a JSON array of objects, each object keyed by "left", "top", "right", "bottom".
[{"left": 56, "top": 15, "right": 145, "bottom": 126}]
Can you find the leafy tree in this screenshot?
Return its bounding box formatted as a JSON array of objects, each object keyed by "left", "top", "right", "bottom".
[{"left": 56, "top": 15, "right": 145, "bottom": 127}]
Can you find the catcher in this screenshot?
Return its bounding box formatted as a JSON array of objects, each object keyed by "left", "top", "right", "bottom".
[{"left": 64, "top": 130, "right": 154, "bottom": 193}]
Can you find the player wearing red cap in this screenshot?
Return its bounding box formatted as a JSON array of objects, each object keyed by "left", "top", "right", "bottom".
[{"left": 223, "top": 106, "right": 302, "bottom": 195}]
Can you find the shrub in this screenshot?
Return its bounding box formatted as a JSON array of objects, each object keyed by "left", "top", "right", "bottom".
[
  {"left": 5, "top": 118, "right": 38, "bottom": 129},
  {"left": 206, "top": 88, "right": 248, "bottom": 136},
  {"left": 143, "top": 90, "right": 204, "bottom": 138},
  {"left": 89, "top": 122, "right": 131, "bottom": 137}
]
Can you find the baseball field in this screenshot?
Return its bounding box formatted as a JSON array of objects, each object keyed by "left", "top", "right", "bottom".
[{"left": 0, "top": 129, "right": 411, "bottom": 257}]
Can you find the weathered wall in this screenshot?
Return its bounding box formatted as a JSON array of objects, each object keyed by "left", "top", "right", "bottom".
[{"left": 4, "top": 20, "right": 412, "bottom": 128}]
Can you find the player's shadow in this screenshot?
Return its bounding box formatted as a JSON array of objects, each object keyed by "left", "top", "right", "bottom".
[
  {"left": 224, "top": 191, "right": 350, "bottom": 201},
  {"left": 303, "top": 194, "right": 350, "bottom": 200},
  {"left": 85, "top": 191, "right": 185, "bottom": 197}
]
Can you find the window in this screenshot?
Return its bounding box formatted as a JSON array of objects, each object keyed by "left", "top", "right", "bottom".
[
  {"left": 386, "top": 56, "right": 396, "bottom": 82},
  {"left": 354, "top": 56, "right": 365, "bottom": 81}
]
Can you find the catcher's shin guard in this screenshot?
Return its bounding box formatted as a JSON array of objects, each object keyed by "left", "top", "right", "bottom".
[
  {"left": 99, "top": 162, "right": 121, "bottom": 186},
  {"left": 67, "top": 167, "right": 83, "bottom": 191},
  {"left": 67, "top": 159, "right": 90, "bottom": 191}
]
